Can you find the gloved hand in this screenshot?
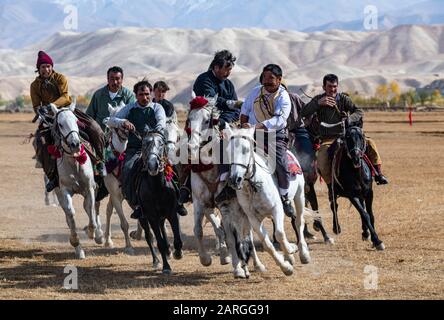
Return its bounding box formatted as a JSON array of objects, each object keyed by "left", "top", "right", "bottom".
[{"left": 218, "top": 118, "right": 227, "bottom": 130}]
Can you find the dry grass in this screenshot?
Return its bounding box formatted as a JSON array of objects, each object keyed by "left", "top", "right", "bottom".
[{"left": 0, "top": 112, "right": 443, "bottom": 300}]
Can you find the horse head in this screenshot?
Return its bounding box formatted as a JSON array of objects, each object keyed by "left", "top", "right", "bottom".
[
  {"left": 164, "top": 113, "right": 180, "bottom": 160},
  {"left": 51, "top": 99, "right": 82, "bottom": 155},
  {"left": 225, "top": 126, "right": 256, "bottom": 190},
  {"left": 142, "top": 129, "right": 165, "bottom": 176},
  {"left": 104, "top": 102, "right": 128, "bottom": 155},
  {"left": 186, "top": 94, "right": 219, "bottom": 161},
  {"left": 344, "top": 126, "right": 366, "bottom": 169}
]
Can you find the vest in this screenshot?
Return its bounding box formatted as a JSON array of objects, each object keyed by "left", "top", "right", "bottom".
[
  {"left": 126, "top": 106, "right": 155, "bottom": 150},
  {"left": 253, "top": 87, "right": 281, "bottom": 123}
]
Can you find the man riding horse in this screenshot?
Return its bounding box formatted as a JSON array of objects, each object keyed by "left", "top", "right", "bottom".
[
  {"left": 300, "top": 74, "right": 389, "bottom": 202},
  {"left": 107, "top": 79, "right": 186, "bottom": 219},
  {"left": 178, "top": 49, "right": 243, "bottom": 206},
  {"left": 239, "top": 64, "right": 295, "bottom": 216},
  {"left": 31, "top": 51, "right": 106, "bottom": 192}
]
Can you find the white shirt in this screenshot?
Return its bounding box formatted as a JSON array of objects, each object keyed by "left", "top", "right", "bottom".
[
  {"left": 108, "top": 101, "right": 166, "bottom": 133},
  {"left": 240, "top": 85, "right": 291, "bottom": 131},
  {"left": 109, "top": 91, "right": 118, "bottom": 100}
]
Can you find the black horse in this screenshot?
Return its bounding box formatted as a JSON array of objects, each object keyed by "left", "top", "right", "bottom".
[
  {"left": 137, "top": 131, "right": 183, "bottom": 274},
  {"left": 327, "top": 123, "right": 385, "bottom": 250},
  {"left": 291, "top": 126, "right": 332, "bottom": 243}
]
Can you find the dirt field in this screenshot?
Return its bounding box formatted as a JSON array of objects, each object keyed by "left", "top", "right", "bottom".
[{"left": 0, "top": 111, "right": 443, "bottom": 300}]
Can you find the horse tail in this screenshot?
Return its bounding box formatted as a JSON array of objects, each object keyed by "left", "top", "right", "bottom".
[{"left": 233, "top": 227, "right": 252, "bottom": 264}]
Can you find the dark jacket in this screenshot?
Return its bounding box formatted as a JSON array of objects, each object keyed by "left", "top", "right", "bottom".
[
  {"left": 193, "top": 70, "right": 239, "bottom": 123},
  {"left": 300, "top": 92, "right": 363, "bottom": 140},
  {"left": 153, "top": 98, "right": 174, "bottom": 118}
]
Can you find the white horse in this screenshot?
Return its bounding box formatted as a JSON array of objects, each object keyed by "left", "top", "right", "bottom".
[
  {"left": 187, "top": 96, "right": 266, "bottom": 277},
  {"left": 49, "top": 101, "right": 104, "bottom": 259},
  {"left": 225, "top": 126, "right": 311, "bottom": 276},
  {"left": 95, "top": 103, "right": 136, "bottom": 255}
]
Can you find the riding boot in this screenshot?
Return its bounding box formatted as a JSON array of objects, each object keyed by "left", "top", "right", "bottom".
[
  {"left": 177, "top": 204, "right": 188, "bottom": 216},
  {"left": 95, "top": 176, "right": 109, "bottom": 202},
  {"left": 46, "top": 176, "right": 59, "bottom": 193},
  {"left": 374, "top": 164, "right": 388, "bottom": 185},
  {"left": 281, "top": 193, "right": 295, "bottom": 217},
  {"left": 130, "top": 206, "right": 143, "bottom": 219},
  {"left": 214, "top": 182, "right": 237, "bottom": 204},
  {"left": 178, "top": 173, "right": 192, "bottom": 204},
  {"left": 96, "top": 161, "right": 107, "bottom": 177}
]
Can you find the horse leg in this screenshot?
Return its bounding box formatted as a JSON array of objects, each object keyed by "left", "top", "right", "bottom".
[
  {"left": 57, "top": 190, "right": 85, "bottom": 259},
  {"left": 167, "top": 213, "right": 183, "bottom": 261},
  {"left": 304, "top": 182, "right": 317, "bottom": 239},
  {"left": 104, "top": 198, "right": 114, "bottom": 248},
  {"left": 349, "top": 197, "right": 384, "bottom": 250},
  {"left": 248, "top": 213, "right": 293, "bottom": 276},
  {"left": 193, "top": 204, "right": 212, "bottom": 266},
  {"left": 84, "top": 187, "right": 103, "bottom": 244},
  {"left": 130, "top": 222, "right": 143, "bottom": 241},
  {"left": 362, "top": 190, "right": 374, "bottom": 241},
  {"left": 249, "top": 229, "right": 266, "bottom": 273},
  {"left": 331, "top": 197, "right": 341, "bottom": 235},
  {"left": 112, "top": 191, "right": 135, "bottom": 255},
  {"left": 149, "top": 218, "right": 172, "bottom": 275},
  {"left": 271, "top": 219, "right": 280, "bottom": 249},
  {"left": 139, "top": 217, "right": 160, "bottom": 270},
  {"left": 293, "top": 191, "right": 311, "bottom": 264},
  {"left": 161, "top": 221, "right": 172, "bottom": 259},
  {"left": 218, "top": 203, "right": 246, "bottom": 278},
  {"left": 205, "top": 209, "right": 231, "bottom": 265}
]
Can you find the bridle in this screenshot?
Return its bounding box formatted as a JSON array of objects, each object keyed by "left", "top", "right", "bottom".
[
  {"left": 53, "top": 108, "right": 81, "bottom": 155},
  {"left": 142, "top": 131, "right": 166, "bottom": 171},
  {"left": 228, "top": 135, "right": 257, "bottom": 182},
  {"left": 344, "top": 126, "right": 367, "bottom": 162}
]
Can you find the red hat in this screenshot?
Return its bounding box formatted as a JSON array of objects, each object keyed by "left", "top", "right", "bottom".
[
  {"left": 190, "top": 96, "right": 208, "bottom": 110},
  {"left": 36, "top": 51, "right": 53, "bottom": 68}
]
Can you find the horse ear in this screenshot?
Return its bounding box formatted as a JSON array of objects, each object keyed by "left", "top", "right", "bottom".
[
  {"left": 191, "top": 90, "right": 196, "bottom": 99},
  {"left": 68, "top": 96, "right": 76, "bottom": 112}
]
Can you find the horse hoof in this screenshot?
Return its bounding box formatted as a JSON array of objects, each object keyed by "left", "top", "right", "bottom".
[
  {"left": 299, "top": 252, "right": 311, "bottom": 264},
  {"left": 233, "top": 269, "right": 246, "bottom": 279},
  {"left": 333, "top": 226, "right": 341, "bottom": 235},
  {"left": 254, "top": 264, "right": 267, "bottom": 273},
  {"left": 104, "top": 241, "right": 114, "bottom": 248},
  {"left": 220, "top": 255, "right": 231, "bottom": 265},
  {"left": 281, "top": 263, "right": 294, "bottom": 276},
  {"left": 173, "top": 250, "right": 183, "bottom": 260},
  {"left": 325, "top": 238, "right": 335, "bottom": 245},
  {"left": 130, "top": 231, "right": 142, "bottom": 241},
  {"left": 288, "top": 243, "right": 298, "bottom": 254},
  {"left": 285, "top": 254, "right": 295, "bottom": 266},
  {"left": 124, "top": 247, "right": 135, "bottom": 256},
  {"left": 362, "top": 234, "right": 371, "bottom": 242},
  {"left": 199, "top": 255, "right": 212, "bottom": 267},
  {"left": 75, "top": 247, "right": 85, "bottom": 260},
  {"left": 95, "top": 236, "right": 104, "bottom": 245},
  {"left": 162, "top": 269, "right": 172, "bottom": 275},
  {"left": 375, "top": 243, "right": 385, "bottom": 251}
]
